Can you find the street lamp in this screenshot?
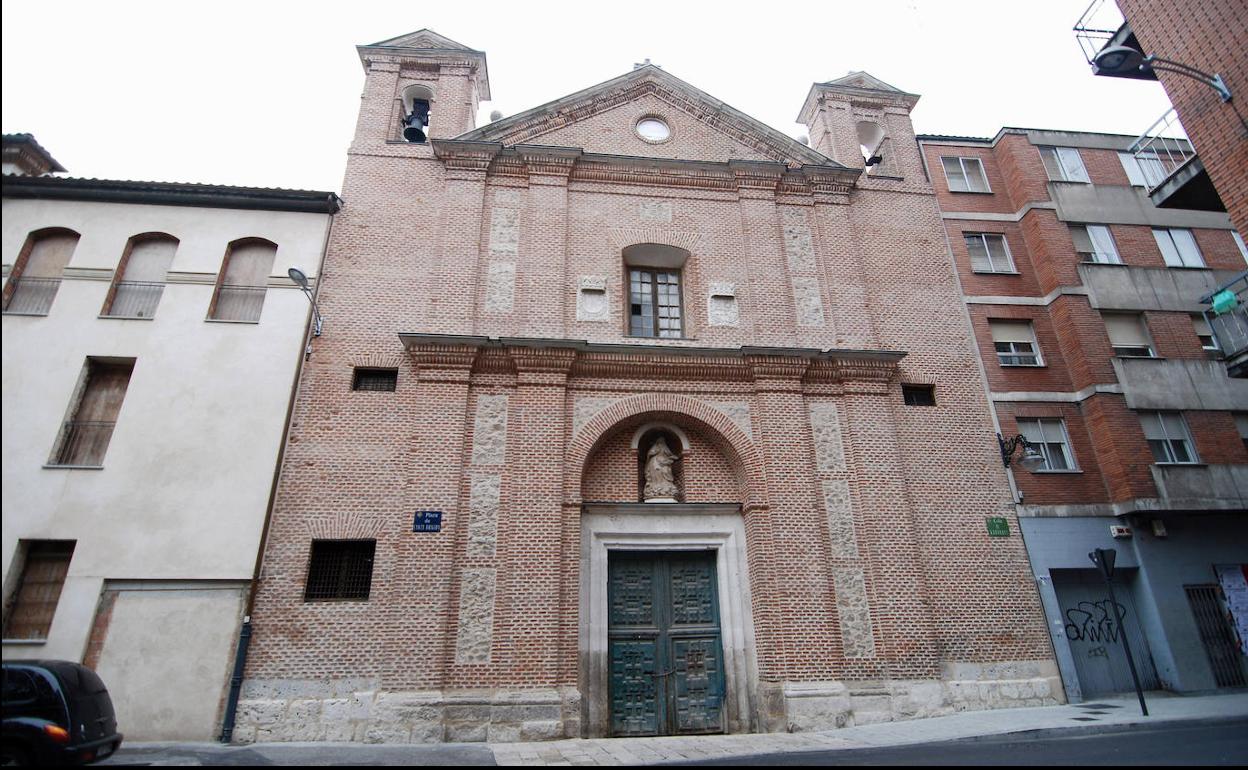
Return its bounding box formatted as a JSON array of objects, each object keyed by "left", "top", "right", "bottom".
[
  {"left": 1093, "top": 46, "right": 1232, "bottom": 102},
  {"left": 997, "top": 433, "right": 1048, "bottom": 472},
  {"left": 287, "top": 267, "right": 324, "bottom": 338}
]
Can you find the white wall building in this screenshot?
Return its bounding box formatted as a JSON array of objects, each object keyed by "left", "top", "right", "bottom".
[{"left": 1, "top": 141, "right": 340, "bottom": 740}]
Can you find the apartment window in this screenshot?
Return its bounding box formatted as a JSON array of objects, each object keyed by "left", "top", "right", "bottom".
[
  {"left": 1153, "top": 228, "right": 1205, "bottom": 268},
  {"left": 3, "top": 229, "right": 79, "bottom": 316},
  {"left": 1104, "top": 313, "right": 1155, "bottom": 357},
  {"left": 1119, "top": 151, "right": 1168, "bottom": 188},
  {"left": 352, "top": 368, "right": 397, "bottom": 392},
  {"left": 1071, "top": 224, "right": 1122, "bottom": 264},
  {"left": 941, "top": 156, "right": 990, "bottom": 193},
  {"left": 304, "top": 540, "right": 376, "bottom": 601},
  {"left": 209, "top": 238, "right": 277, "bottom": 322},
  {"left": 628, "top": 268, "right": 683, "bottom": 338},
  {"left": 902, "top": 384, "right": 936, "bottom": 406},
  {"left": 990, "top": 320, "right": 1042, "bottom": 366},
  {"left": 102, "top": 234, "right": 177, "bottom": 318},
  {"left": 1193, "top": 314, "right": 1220, "bottom": 351},
  {"left": 1017, "top": 418, "right": 1077, "bottom": 471},
  {"left": 1233, "top": 231, "right": 1248, "bottom": 263},
  {"left": 49, "top": 359, "right": 134, "bottom": 467},
  {"left": 965, "top": 233, "right": 1015, "bottom": 273},
  {"left": 2, "top": 541, "right": 75, "bottom": 640},
  {"left": 1039, "top": 146, "right": 1090, "bottom": 183},
  {"left": 1140, "top": 411, "right": 1199, "bottom": 464},
  {"left": 1236, "top": 414, "right": 1248, "bottom": 453}
]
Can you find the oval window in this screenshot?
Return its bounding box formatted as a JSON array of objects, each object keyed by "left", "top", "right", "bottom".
[{"left": 636, "top": 117, "right": 671, "bottom": 142}]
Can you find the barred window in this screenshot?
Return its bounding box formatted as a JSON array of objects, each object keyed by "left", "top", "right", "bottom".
[
  {"left": 352, "top": 368, "right": 398, "bottom": 392},
  {"left": 2, "top": 541, "right": 75, "bottom": 640},
  {"left": 902, "top": 384, "right": 936, "bottom": 406},
  {"left": 304, "top": 540, "right": 376, "bottom": 601}
]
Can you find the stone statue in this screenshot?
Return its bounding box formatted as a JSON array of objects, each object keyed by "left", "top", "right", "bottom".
[{"left": 643, "top": 437, "right": 680, "bottom": 501}]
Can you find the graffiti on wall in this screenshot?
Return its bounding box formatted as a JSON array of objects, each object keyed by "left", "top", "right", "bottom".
[{"left": 1064, "top": 599, "right": 1126, "bottom": 648}]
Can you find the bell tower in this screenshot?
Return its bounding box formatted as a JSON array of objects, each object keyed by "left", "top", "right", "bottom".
[
  {"left": 797, "top": 72, "right": 922, "bottom": 180},
  {"left": 353, "top": 29, "right": 490, "bottom": 149}
]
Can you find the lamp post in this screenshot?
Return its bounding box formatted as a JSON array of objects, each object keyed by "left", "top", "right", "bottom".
[
  {"left": 1093, "top": 46, "right": 1231, "bottom": 103},
  {"left": 1089, "top": 548, "right": 1149, "bottom": 716},
  {"left": 997, "top": 433, "right": 1048, "bottom": 472},
  {"left": 288, "top": 267, "right": 324, "bottom": 357}
]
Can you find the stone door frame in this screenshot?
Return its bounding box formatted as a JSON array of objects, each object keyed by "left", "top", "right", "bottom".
[{"left": 580, "top": 503, "right": 759, "bottom": 738}]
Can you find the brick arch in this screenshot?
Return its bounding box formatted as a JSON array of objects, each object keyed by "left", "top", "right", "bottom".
[{"left": 567, "top": 393, "right": 767, "bottom": 510}]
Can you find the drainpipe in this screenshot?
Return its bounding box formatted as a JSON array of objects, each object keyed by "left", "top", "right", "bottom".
[{"left": 220, "top": 193, "right": 341, "bottom": 742}]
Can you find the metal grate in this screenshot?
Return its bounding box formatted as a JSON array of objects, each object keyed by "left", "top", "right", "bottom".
[
  {"left": 211, "top": 284, "right": 267, "bottom": 322},
  {"left": 106, "top": 281, "right": 166, "bottom": 318},
  {"left": 352, "top": 368, "right": 398, "bottom": 392},
  {"left": 52, "top": 421, "right": 117, "bottom": 467},
  {"left": 4, "top": 276, "right": 61, "bottom": 315},
  {"left": 305, "top": 540, "right": 376, "bottom": 601},
  {"left": 902, "top": 385, "right": 936, "bottom": 406},
  {"left": 1186, "top": 584, "right": 1246, "bottom": 688}
]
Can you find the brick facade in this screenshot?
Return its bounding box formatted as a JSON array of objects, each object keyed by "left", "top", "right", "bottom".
[{"left": 236, "top": 34, "right": 1059, "bottom": 743}]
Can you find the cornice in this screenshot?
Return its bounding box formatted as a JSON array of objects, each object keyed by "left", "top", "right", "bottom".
[
  {"left": 397, "top": 334, "right": 906, "bottom": 387},
  {"left": 430, "top": 140, "right": 502, "bottom": 171}
]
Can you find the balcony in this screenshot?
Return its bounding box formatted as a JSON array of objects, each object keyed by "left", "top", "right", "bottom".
[
  {"left": 1202, "top": 271, "right": 1248, "bottom": 378},
  {"left": 1129, "top": 110, "right": 1224, "bottom": 212},
  {"left": 1074, "top": 0, "right": 1154, "bottom": 81},
  {"left": 1149, "top": 464, "right": 1248, "bottom": 512}
]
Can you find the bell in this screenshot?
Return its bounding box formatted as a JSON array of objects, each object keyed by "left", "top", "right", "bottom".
[{"left": 402, "top": 99, "right": 430, "bottom": 143}]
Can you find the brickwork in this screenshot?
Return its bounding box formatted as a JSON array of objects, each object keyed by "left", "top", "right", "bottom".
[{"left": 1119, "top": 0, "right": 1248, "bottom": 235}]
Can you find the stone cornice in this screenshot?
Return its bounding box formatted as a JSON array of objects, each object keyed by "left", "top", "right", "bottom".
[
  {"left": 515, "top": 145, "right": 582, "bottom": 178},
  {"left": 430, "top": 140, "right": 501, "bottom": 171},
  {"left": 397, "top": 334, "right": 904, "bottom": 387}
]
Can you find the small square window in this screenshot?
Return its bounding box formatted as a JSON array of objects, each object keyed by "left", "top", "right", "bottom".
[
  {"left": 966, "top": 233, "right": 1015, "bottom": 273},
  {"left": 1017, "top": 418, "right": 1077, "bottom": 471},
  {"left": 1103, "top": 313, "right": 1155, "bottom": 358},
  {"left": 989, "top": 320, "right": 1043, "bottom": 366},
  {"left": 1038, "top": 146, "right": 1090, "bottom": 183},
  {"left": 941, "top": 156, "right": 990, "bottom": 193},
  {"left": 304, "top": 540, "right": 376, "bottom": 601},
  {"left": 1139, "top": 411, "right": 1199, "bottom": 464},
  {"left": 352, "top": 368, "right": 398, "bottom": 392},
  {"left": 902, "top": 384, "right": 936, "bottom": 406},
  {"left": 1070, "top": 225, "right": 1122, "bottom": 264}
]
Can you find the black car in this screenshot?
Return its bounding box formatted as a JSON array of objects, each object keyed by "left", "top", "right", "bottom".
[{"left": 1, "top": 661, "right": 123, "bottom": 766}]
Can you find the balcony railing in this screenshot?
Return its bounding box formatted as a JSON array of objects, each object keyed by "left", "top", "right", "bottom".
[
  {"left": 3, "top": 276, "right": 61, "bottom": 315},
  {"left": 210, "top": 284, "right": 267, "bottom": 323},
  {"left": 105, "top": 281, "right": 165, "bottom": 318},
  {"left": 51, "top": 420, "right": 116, "bottom": 467},
  {"left": 1129, "top": 108, "right": 1196, "bottom": 193},
  {"left": 1202, "top": 271, "right": 1248, "bottom": 376},
  {"left": 1073, "top": 0, "right": 1125, "bottom": 65}
]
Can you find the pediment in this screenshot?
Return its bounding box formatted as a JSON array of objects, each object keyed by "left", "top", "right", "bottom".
[
  {"left": 367, "top": 29, "right": 478, "bottom": 51},
  {"left": 457, "top": 66, "right": 842, "bottom": 169},
  {"left": 820, "top": 71, "right": 907, "bottom": 93}
]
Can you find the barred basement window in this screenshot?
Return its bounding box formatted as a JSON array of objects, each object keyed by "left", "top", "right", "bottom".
[
  {"left": 304, "top": 540, "right": 376, "bottom": 601},
  {"left": 2, "top": 540, "right": 76, "bottom": 640},
  {"left": 352, "top": 368, "right": 398, "bottom": 392},
  {"left": 902, "top": 384, "right": 936, "bottom": 406}
]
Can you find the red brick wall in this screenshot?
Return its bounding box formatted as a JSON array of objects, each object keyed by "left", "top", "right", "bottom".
[{"left": 1120, "top": 0, "right": 1248, "bottom": 236}]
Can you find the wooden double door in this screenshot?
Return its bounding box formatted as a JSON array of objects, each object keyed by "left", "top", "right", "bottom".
[{"left": 607, "top": 551, "right": 726, "bottom": 736}]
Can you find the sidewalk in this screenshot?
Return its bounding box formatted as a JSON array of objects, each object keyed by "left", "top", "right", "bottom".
[{"left": 103, "top": 691, "right": 1248, "bottom": 766}]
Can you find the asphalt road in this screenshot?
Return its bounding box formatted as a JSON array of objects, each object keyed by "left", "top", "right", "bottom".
[{"left": 674, "top": 719, "right": 1248, "bottom": 766}]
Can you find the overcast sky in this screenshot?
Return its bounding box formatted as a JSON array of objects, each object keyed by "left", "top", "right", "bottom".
[{"left": 1, "top": 0, "right": 1175, "bottom": 192}]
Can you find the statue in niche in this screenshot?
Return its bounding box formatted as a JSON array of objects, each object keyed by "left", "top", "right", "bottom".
[{"left": 643, "top": 436, "right": 681, "bottom": 502}]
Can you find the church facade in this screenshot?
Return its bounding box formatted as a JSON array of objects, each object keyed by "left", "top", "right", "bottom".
[{"left": 235, "top": 30, "right": 1059, "bottom": 742}]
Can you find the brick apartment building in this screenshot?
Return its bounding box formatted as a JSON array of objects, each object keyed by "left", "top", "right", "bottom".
[
  {"left": 918, "top": 127, "right": 1248, "bottom": 700},
  {"left": 231, "top": 30, "right": 1063, "bottom": 742}
]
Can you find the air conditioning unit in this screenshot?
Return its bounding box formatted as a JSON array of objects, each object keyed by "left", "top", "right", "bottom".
[{"left": 1110, "top": 525, "right": 1133, "bottom": 539}]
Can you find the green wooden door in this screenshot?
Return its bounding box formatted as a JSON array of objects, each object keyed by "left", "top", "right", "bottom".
[{"left": 608, "top": 551, "right": 726, "bottom": 736}]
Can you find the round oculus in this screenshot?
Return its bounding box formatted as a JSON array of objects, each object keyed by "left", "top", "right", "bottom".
[{"left": 636, "top": 117, "right": 671, "bottom": 142}]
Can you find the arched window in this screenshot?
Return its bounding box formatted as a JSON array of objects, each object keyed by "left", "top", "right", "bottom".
[
  {"left": 623, "top": 243, "right": 689, "bottom": 339},
  {"left": 209, "top": 238, "right": 277, "bottom": 322},
  {"left": 102, "top": 233, "right": 178, "bottom": 318},
  {"left": 3, "top": 228, "right": 79, "bottom": 315}
]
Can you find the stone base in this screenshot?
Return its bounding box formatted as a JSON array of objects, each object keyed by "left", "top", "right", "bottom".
[
  {"left": 232, "top": 681, "right": 580, "bottom": 744},
  {"left": 762, "top": 661, "right": 1064, "bottom": 733}
]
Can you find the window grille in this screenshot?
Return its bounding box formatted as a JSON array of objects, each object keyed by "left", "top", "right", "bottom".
[
  {"left": 353, "top": 368, "right": 398, "bottom": 392},
  {"left": 305, "top": 540, "right": 376, "bottom": 601}
]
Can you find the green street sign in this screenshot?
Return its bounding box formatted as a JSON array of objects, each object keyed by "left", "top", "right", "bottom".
[{"left": 986, "top": 517, "right": 1011, "bottom": 537}]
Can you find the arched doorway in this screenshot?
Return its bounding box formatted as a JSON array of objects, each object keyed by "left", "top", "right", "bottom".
[{"left": 576, "top": 408, "right": 761, "bottom": 738}]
